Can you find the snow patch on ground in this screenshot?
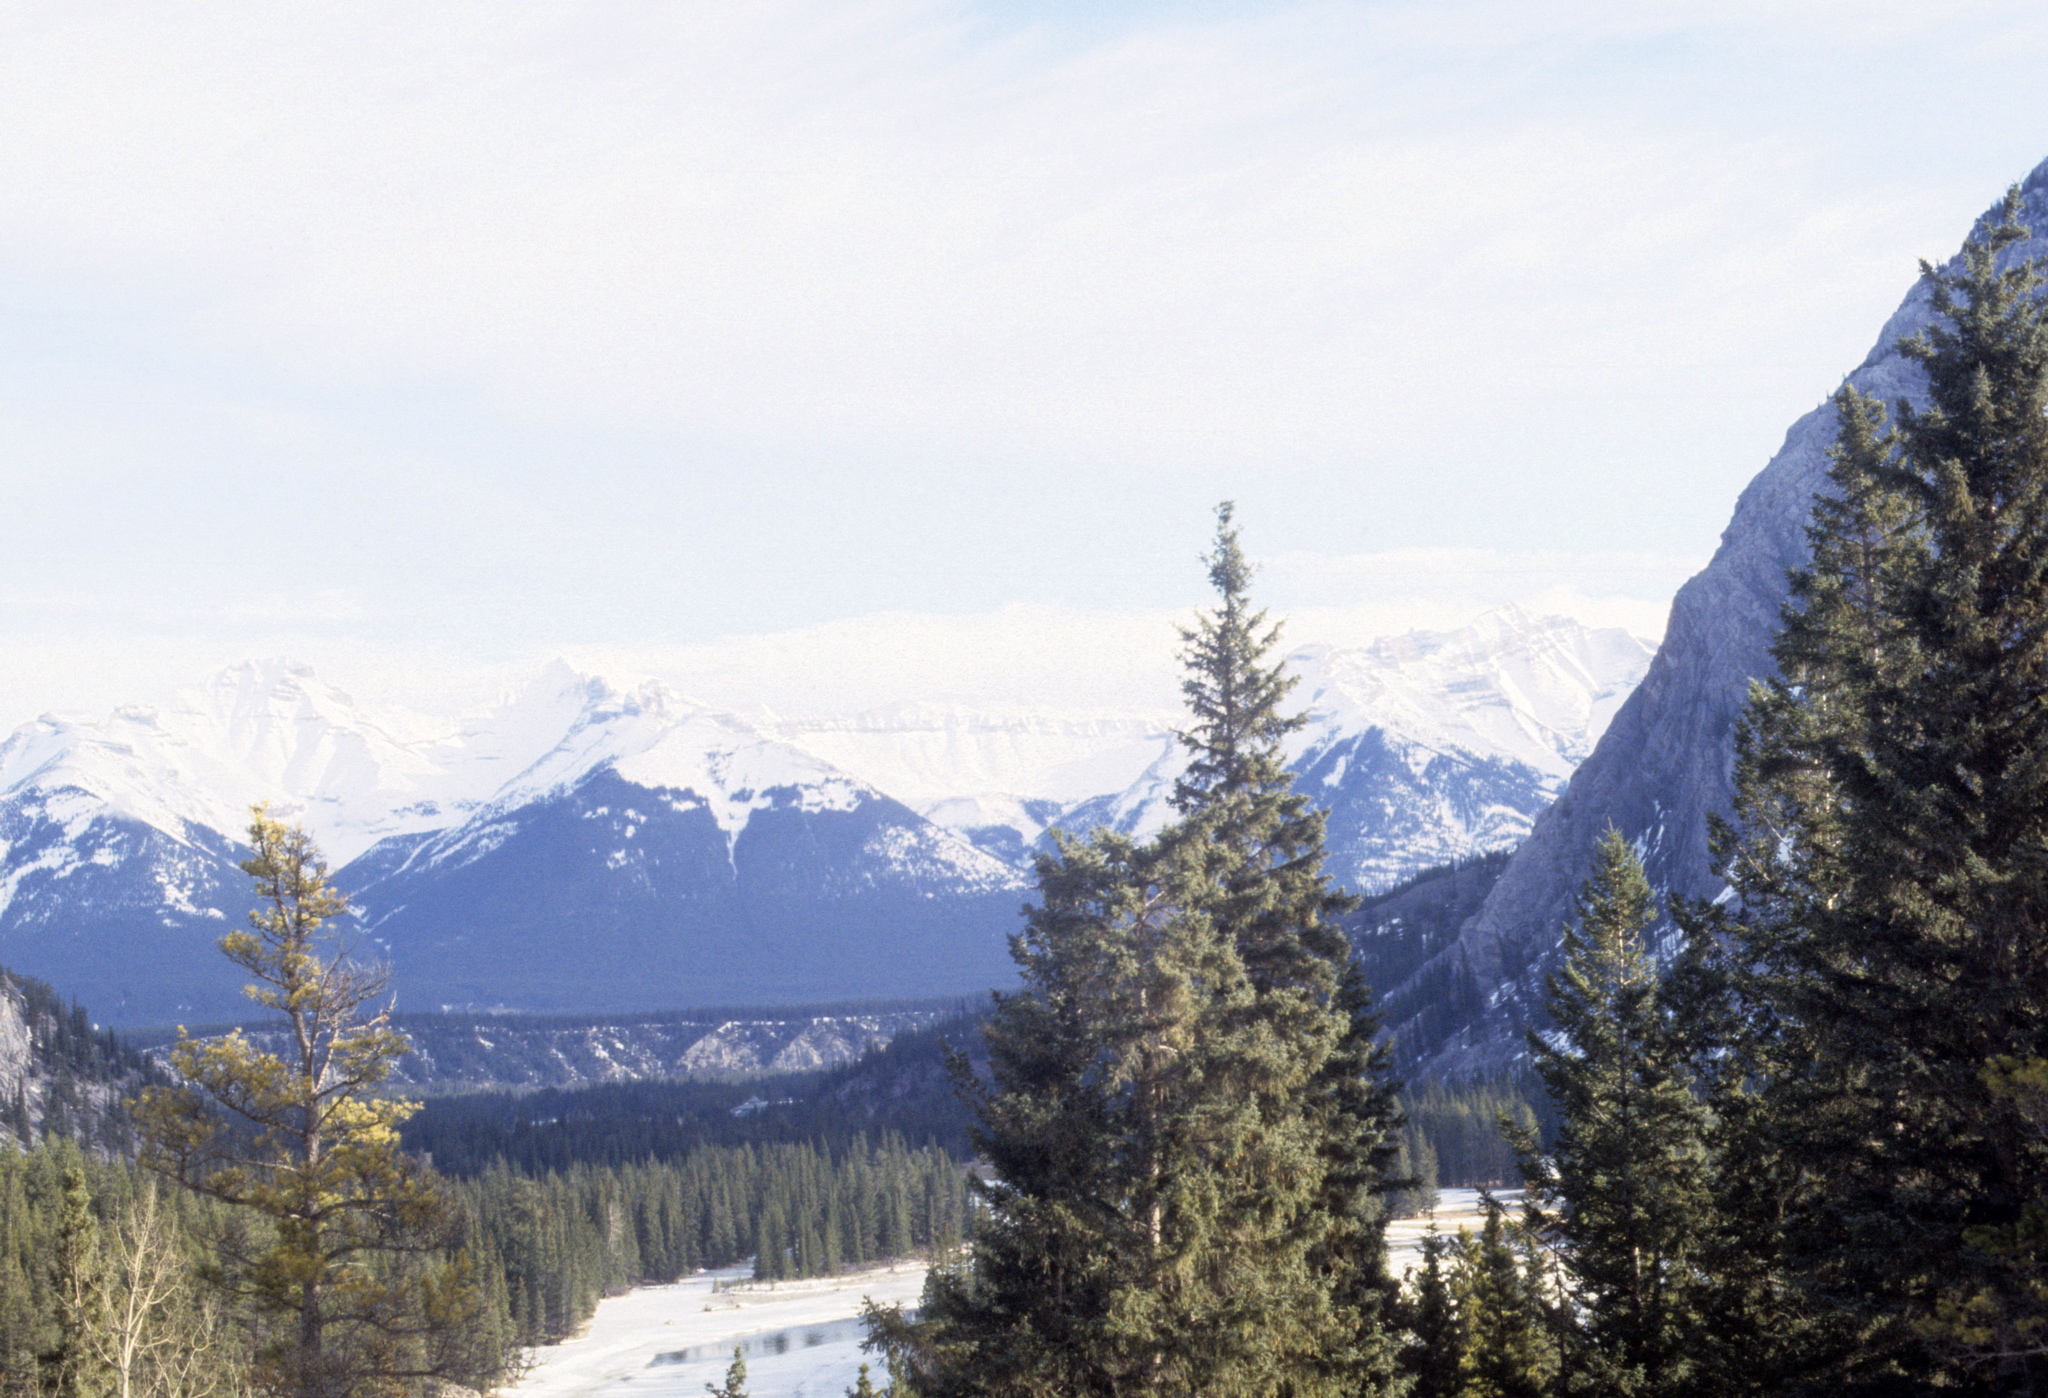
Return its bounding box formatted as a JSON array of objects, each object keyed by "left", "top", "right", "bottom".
[
  {"left": 508, "top": 1263, "right": 928, "bottom": 1398},
  {"left": 1385, "top": 1188, "right": 1527, "bottom": 1277}
]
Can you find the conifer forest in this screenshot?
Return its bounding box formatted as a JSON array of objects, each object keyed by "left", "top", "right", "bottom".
[{"left": 18, "top": 198, "right": 2048, "bottom": 1398}]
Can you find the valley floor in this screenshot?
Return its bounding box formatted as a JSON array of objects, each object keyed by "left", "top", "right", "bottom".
[
  {"left": 508, "top": 1262, "right": 928, "bottom": 1398},
  {"left": 508, "top": 1190, "right": 1513, "bottom": 1398},
  {"left": 1386, "top": 1188, "right": 1525, "bottom": 1276}
]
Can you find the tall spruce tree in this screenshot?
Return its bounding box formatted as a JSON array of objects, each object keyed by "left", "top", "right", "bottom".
[
  {"left": 1721, "top": 190, "right": 2048, "bottom": 1390},
  {"left": 1520, "top": 829, "right": 1712, "bottom": 1396},
  {"left": 868, "top": 505, "right": 1402, "bottom": 1396},
  {"left": 1167, "top": 502, "right": 1405, "bottom": 1392}
]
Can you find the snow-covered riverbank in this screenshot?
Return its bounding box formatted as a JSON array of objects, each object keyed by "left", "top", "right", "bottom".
[
  {"left": 507, "top": 1194, "right": 1513, "bottom": 1398},
  {"left": 1386, "top": 1188, "right": 1526, "bottom": 1275},
  {"left": 508, "top": 1263, "right": 928, "bottom": 1398}
]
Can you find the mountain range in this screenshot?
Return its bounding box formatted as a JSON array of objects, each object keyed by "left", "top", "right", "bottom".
[{"left": 0, "top": 606, "right": 1650, "bottom": 1026}]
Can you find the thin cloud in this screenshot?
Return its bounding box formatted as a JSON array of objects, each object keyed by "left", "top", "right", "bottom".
[{"left": 0, "top": 1, "right": 2041, "bottom": 665}]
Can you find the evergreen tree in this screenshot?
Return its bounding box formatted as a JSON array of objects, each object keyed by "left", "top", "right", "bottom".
[
  {"left": 1721, "top": 190, "right": 2048, "bottom": 1389},
  {"left": 869, "top": 505, "right": 1402, "bottom": 1396},
  {"left": 1397, "top": 1226, "right": 1464, "bottom": 1398},
  {"left": 877, "top": 828, "right": 1273, "bottom": 1394},
  {"left": 1520, "top": 829, "right": 1712, "bottom": 1395},
  {"left": 1168, "top": 502, "right": 1405, "bottom": 1392},
  {"left": 1647, "top": 908, "right": 1797, "bottom": 1398},
  {"left": 706, "top": 1345, "right": 748, "bottom": 1398},
  {"left": 1455, "top": 1198, "right": 1557, "bottom": 1398},
  {"left": 42, "top": 1165, "right": 109, "bottom": 1398},
  {"left": 136, "top": 806, "right": 505, "bottom": 1398}
]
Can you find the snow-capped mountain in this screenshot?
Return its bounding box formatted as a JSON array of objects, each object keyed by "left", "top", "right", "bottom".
[
  {"left": 0, "top": 606, "right": 1652, "bottom": 1026},
  {"left": 768, "top": 703, "right": 1176, "bottom": 867},
  {"left": 0, "top": 662, "right": 1023, "bottom": 1025},
  {"left": 1053, "top": 608, "right": 1655, "bottom": 891},
  {"left": 341, "top": 673, "right": 1025, "bottom": 1016}
]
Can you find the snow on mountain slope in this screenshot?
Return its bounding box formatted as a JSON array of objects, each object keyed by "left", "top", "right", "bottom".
[
  {"left": 364, "top": 674, "right": 1022, "bottom": 895},
  {"left": 0, "top": 663, "right": 1023, "bottom": 1023},
  {"left": 1298, "top": 606, "right": 1650, "bottom": 783},
  {"left": 0, "top": 660, "right": 479, "bottom": 1021},
  {"left": 769, "top": 702, "right": 1177, "bottom": 868},
  {"left": 0, "top": 661, "right": 434, "bottom": 868},
  {"left": 0, "top": 658, "right": 612, "bottom": 874},
  {"left": 771, "top": 702, "right": 1175, "bottom": 806},
  {"left": 1068, "top": 608, "right": 1655, "bottom": 890},
  {"left": 0, "top": 606, "right": 1651, "bottom": 1022}
]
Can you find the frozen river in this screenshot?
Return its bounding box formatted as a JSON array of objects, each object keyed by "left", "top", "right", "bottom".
[
  {"left": 509, "top": 1192, "right": 1514, "bottom": 1398},
  {"left": 508, "top": 1264, "right": 928, "bottom": 1398}
]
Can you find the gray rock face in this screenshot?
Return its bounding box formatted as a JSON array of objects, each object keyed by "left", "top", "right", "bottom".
[{"left": 1394, "top": 158, "right": 2048, "bottom": 1079}]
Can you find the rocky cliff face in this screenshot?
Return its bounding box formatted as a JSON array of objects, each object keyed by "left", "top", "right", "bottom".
[
  {"left": 1393, "top": 161, "right": 2048, "bottom": 1079},
  {"left": 0, "top": 969, "right": 156, "bottom": 1147}
]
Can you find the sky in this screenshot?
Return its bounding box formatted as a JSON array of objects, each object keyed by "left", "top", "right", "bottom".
[{"left": 4, "top": 0, "right": 2048, "bottom": 724}]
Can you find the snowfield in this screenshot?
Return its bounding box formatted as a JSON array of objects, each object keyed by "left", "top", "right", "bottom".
[
  {"left": 508, "top": 1263, "right": 928, "bottom": 1398},
  {"left": 1386, "top": 1188, "right": 1527, "bottom": 1276}
]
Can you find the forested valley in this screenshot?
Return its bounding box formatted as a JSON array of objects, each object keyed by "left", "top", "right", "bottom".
[{"left": 0, "top": 973, "right": 1537, "bottom": 1396}]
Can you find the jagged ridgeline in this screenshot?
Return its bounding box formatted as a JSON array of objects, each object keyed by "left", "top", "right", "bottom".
[
  {"left": 0, "top": 606, "right": 1650, "bottom": 1029},
  {"left": 130, "top": 998, "right": 970, "bottom": 1094}
]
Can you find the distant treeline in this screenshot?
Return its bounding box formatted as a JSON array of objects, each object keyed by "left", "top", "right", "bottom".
[
  {"left": 404, "top": 1004, "right": 1540, "bottom": 1219},
  {"left": 1405, "top": 1078, "right": 1543, "bottom": 1188},
  {"left": 455, "top": 1134, "right": 970, "bottom": 1346},
  {"left": 1383, "top": 1078, "right": 1545, "bottom": 1215}
]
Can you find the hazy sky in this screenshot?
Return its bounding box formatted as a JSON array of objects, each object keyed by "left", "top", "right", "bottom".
[{"left": 5, "top": 1, "right": 2047, "bottom": 723}]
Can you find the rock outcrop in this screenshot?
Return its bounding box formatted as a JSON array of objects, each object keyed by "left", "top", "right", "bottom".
[
  {"left": 1393, "top": 160, "right": 2048, "bottom": 1078},
  {"left": 151, "top": 1006, "right": 953, "bottom": 1092}
]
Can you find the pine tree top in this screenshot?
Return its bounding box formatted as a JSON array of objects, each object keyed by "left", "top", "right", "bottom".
[{"left": 1172, "top": 501, "right": 1307, "bottom": 817}]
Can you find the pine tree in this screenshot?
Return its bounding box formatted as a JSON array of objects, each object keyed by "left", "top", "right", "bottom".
[
  {"left": 868, "top": 505, "right": 1402, "bottom": 1396},
  {"left": 1519, "top": 829, "right": 1712, "bottom": 1395},
  {"left": 707, "top": 1344, "right": 748, "bottom": 1398},
  {"left": 1721, "top": 190, "right": 2048, "bottom": 1388},
  {"left": 136, "top": 805, "right": 505, "bottom": 1398},
  {"left": 1455, "top": 1197, "right": 1557, "bottom": 1398}
]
